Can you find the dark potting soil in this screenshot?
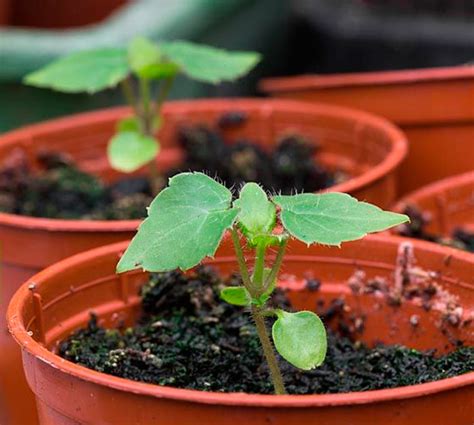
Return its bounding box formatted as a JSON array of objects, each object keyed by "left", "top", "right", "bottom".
[
  {"left": 0, "top": 114, "right": 344, "bottom": 220},
  {"left": 59, "top": 266, "right": 474, "bottom": 395},
  {"left": 399, "top": 205, "right": 474, "bottom": 253}
]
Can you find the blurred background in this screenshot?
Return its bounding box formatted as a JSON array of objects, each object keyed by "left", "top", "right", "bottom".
[{"left": 0, "top": 0, "right": 473, "bottom": 132}]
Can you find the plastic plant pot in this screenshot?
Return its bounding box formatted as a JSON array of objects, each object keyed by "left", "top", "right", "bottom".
[
  {"left": 392, "top": 171, "right": 474, "bottom": 237},
  {"left": 260, "top": 65, "right": 474, "bottom": 194},
  {"left": 7, "top": 234, "right": 474, "bottom": 425},
  {"left": 0, "top": 98, "right": 407, "bottom": 425}
]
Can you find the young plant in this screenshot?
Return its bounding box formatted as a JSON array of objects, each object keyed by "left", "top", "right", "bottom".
[
  {"left": 24, "top": 38, "right": 261, "bottom": 193},
  {"left": 117, "top": 172, "right": 409, "bottom": 395}
]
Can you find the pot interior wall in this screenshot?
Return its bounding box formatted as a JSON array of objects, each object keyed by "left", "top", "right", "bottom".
[
  {"left": 20, "top": 237, "right": 472, "bottom": 361},
  {"left": 394, "top": 172, "right": 474, "bottom": 236},
  {"left": 0, "top": 102, "right": 396, "bottom": 186}
]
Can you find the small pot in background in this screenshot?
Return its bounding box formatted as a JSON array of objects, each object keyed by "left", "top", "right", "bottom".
[{"left": 261, "top": 65, "right": 474, "bottom": 195}]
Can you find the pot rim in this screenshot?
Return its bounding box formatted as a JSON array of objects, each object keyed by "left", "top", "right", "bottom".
[
  {"left": 260, "top": 65, "right": 474, "bottom": 93},
  {"left": 392, "top": 170, "right": 474, "bottom": 212},
  {"left": 7, "top": 234, "right": 474, "bottom": 408},
  {"left": 0, "top": 98, "right": 407, "bottom": 233}
]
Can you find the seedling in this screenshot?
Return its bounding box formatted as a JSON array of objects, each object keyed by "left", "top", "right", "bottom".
[
  {"left": 117, "top": 172, "right": 409, "bottom": 394},
  {"left": 24, "top": 38, "right": 260, "bottom": 193}
]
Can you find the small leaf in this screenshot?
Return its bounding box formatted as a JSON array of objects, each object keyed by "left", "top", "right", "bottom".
[
  {"left": 117, "top": 172, "right": 238, "bottom": 272},
  {"left": 234, "top": 183, "right": 276, "bottom": 239},
  {"left": 273, "top": 193, "right": 409, "bottom": 246},
  {"left": 24, "top": 48, "right": 129, "bottom": 93},
  {"left": 117, "top": 116, "right": 140, "bottom": 133},
  {"left": 139, "top": 62, "right": 180, "bottom": 79},
  {"left": 160, "top": 41, "right": 261, "bottom": 84},
  {"left": 108, "top": 131, "right": 159, "bottom": 172},
  {"left": 128, "top": 36, "right": 161, "bottom": 78},
  {"left": 272, "top": 310, "right": 327, "bottom": 370},
  {"left": 117, "top": 116, "right": 160, "bottom": 133},
  {"left": 220, "top": 286, "right": 251, "bottom": 306},
  {"left": 251, "top": 233, "right": 288, "bottom": 248},
  {"left": 252, "top": 267, "right": 277, "bottom": 306}
]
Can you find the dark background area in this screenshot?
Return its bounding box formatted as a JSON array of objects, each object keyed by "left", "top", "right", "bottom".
[{"left": 0, "top": 0, "right": 473, "bottom": 131}]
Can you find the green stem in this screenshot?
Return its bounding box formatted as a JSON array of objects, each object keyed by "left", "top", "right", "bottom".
[
  {"left": 251, "top": 305, "right": 286, "bottom": 395},
  {"left": 230, "top": 228, "right": 253, "bottom": 291},
  {"left": 262, "top": 239, "right": 288, "bottom": 293},
  {"left": 253, "top": 242, "right": 266, "bottom": 291},
  {"left": 121, "top": 78, "right": 141, "bottom": 118},
  {"left": 139, "top": 78, "right": 152, "bottom": 127},
  {"left": 138, "top": 77, "right": 161, "bottom": 195},
  {"left": 155, "top": 76, "right": 175, "bottom": 113}
]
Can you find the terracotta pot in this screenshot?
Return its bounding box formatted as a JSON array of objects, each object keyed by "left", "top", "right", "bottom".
[
  {"left": 0, "top": 98, "right": 406, "bottom": 424},
  {"left": 392, "top": 171, "right": 474, "bottom": 237},
  {"left": 260, "top": 66, "right": 474, "bottom": 194},
  {"left": 7, "top": 234, "right": 474, "bottom": 425}
]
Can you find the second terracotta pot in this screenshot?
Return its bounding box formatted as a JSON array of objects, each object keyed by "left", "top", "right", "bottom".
[
  {"left": 392, "top": 171, "right": 474, "bottom": 238},
  {"left": 0, "top": 98, "right": 407, "bottom": 424},
  {"left": 261, "top": 65, "right": 474, "bottom": 194},
  {"left": 7, "top": 235, "right": 474, "bottom": 425}
]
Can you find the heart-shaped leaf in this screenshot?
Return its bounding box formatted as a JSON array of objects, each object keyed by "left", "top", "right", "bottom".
[
  {"left": 234, "top": 183, "right": 275, "bottom": 241},
  {"left": 273, "top": 193, "right": 409, "bottom": 246},
  {"left": 272, "top": 310, "right": 327, "bottom": 370},
  {"left": 160, "top": 41, "right": 261, "bottom": 84},
  {"left": 24, "top": 48, "right": 129, "bottom": 93},
  {"left": 117, "top": 172, "right": 238, "bottom": 272},
  {"left": 108, "top": 131, "right": 159, "bottom": 173},
  {"left": 220, "top": 286, "right": 251, "bottom": 306}
]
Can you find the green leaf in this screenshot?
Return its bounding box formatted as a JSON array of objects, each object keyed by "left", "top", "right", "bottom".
[
  {"left": 273, "top": 193, "right": 410, "bottom": 246},
  {"left": 160, "top": 41, "right": 261, "bottom": 84},
  {"left": 117, "top": 116, "right": 140, "bottom": 133},
  {"left": 117, "top": 172, "right": 238, "bottom": 272},
  {"left": 139, "top": 62, "right": 180, "bottom": 79},
  {"left": 220, "top": 286, "right": 251, "bottom": 306},
  {"left": 234, "top": 183, "right": 276, "bottom": 240},
  {"left": 128, "top": 37, "right": 161, "bottom": 78},
  {"left": 24, "top": 48, "right": 129, "bottom": 93},
  {"left": 251, "top": 233, "right": 288, "bottom": 248},
  {"left": 107, "top": 131, "right": 159, "bottom": 173},
  {"left": 272, "top": 310, "right": 327, "bottom": 370}
]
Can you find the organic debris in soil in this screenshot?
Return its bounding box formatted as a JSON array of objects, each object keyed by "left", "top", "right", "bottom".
[
  {"left": 59, "top": 266, "right": 474, "bottom": 395},
  {"left": 0, "top": 113, "right": 344, "bottom": 220},
  {"left": 398, "top": 205, "right": 474, "bottom": 253}
]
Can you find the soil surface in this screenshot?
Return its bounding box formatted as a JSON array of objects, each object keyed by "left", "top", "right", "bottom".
[
  {"left": 0, "top": 114, "right": 344, "bottom": 220},
  {"left": 59, "top": 266, "right": 474, "bottom": 395},
  {"left": 399, "top": 206, "right": 474, "bottom": 253}
]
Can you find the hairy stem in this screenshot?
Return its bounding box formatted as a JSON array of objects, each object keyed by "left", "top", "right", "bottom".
[
  {"left": 251, "top": 305, "right": 286, "bottom": 395},
  {"left": 253, "top": 242, "right": 266, "bottom": 291},
  {"left": 230, "top": 228, "right": 253, "bottom": 291},
  {"left": 262, "top": 239, "right": 288, "bottom": 293}
]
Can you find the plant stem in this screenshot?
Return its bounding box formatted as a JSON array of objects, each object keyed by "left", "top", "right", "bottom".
[
  {"left": 138, "top": 77, "right": 161, "bottom": 195},
  {"left": 155, "top": 76, "right": 175, "bottom": 112},
  {"left": 251, "top": 305, "right": 286, "bottom": 395},
  {"left": 121, "top": 77, "right": 141, "bottom": 119},
  {"left": 253, "top": 242, "right": 266, "bottom": 291},
  {"left": 262, "top": 239, "right": 288, "bottom": 293},
  {"left": 230, "top": 228, "right": 253, "bottom": 291}
]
